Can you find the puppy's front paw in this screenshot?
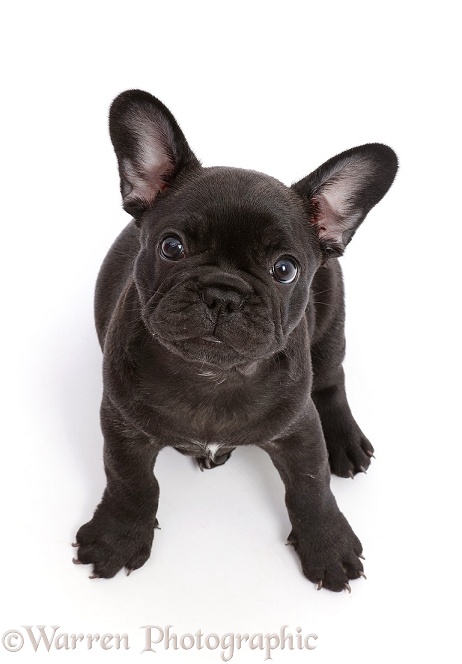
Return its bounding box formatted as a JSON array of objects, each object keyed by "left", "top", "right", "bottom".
[
  {"left": 288, "top": 514, "right": 365, "bottom": 592},
  {"left": 73, "top": 510, "right": 157, "bottom": 578}
]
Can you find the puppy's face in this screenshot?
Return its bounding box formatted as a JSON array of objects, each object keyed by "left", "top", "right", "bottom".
[
  {"left": 134, "top": 168, "right": 320, "bottom": 368},
  {"left": 109, "top": 91, "right": 398, "bottom": 369}
]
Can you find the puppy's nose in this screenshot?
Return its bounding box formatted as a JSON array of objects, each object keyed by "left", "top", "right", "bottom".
[{"left": 201, "top": 286, "right": 244, "bottom": 312}]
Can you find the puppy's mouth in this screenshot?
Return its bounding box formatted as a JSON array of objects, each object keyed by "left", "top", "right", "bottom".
[
  {"left": 196, "top": 335, "right": 222, "bottom": 344},
  {"left": 156, "top": 332, "right": 248, "bottom": 369},
  {"left": 180, "top": 334, "right": 225, "bottom": 352}
]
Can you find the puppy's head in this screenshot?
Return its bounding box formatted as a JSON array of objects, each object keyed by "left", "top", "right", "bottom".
[{"left": 110, "top": 90, "right": 398, "bottom": 369}]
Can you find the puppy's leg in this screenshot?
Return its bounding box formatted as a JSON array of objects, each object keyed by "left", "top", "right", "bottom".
[
  {"left": 74, "top": 398, "right": 160, "bottom": 578},
  {"left": 310, "top": 261, "right": 374, "bottom": 477},
  {"left": 262, "top": 408, "right": 364, "bottom": 591}
]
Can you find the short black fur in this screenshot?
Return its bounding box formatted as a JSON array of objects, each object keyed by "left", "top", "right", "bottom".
[{"left": 74, "top": 90, "right": 398, "bottom": 591}]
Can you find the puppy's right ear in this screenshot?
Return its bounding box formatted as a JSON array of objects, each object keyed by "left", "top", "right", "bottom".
[{"left": 109, "top": 90, "right": 199, "bottom": 218}]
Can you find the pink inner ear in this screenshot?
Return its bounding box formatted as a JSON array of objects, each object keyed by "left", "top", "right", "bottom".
[
  {"left": 311, "top": 193, "right": 346, "bottom": 246},
  {"left": 311, "top": 156, "right": 373, "bottom": 245},
  {"left": 122, "top": 158, "right": 173, "bottom": 206},
  {"left": 122, "top": 108, "right": 176, "bottom": 205}
]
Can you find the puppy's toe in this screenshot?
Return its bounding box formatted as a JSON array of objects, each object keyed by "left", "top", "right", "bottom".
[{"left": 125, "top": 544, "right": 152, "bottom": 573}]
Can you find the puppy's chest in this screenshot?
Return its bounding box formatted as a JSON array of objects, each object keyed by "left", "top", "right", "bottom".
[
  {"left": 171, "top": 391, "right": 254, "bottom": 443},
  {"left": 136, "top": 354, "right": 304, "bottom": 447},
  {"left": 147, "top": 374, "right": 274, "bottom": 447}
]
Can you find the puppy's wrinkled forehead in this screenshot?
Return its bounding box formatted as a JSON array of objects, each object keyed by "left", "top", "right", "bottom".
[{"left": 149, "top": 167, "right": 314, "bottom": 258}]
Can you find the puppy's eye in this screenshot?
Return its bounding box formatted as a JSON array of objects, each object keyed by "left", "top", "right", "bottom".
[
  {"left": 160, "top": 236, "right": 185, "bottom": 261},
  {"left": 271, "top": 256, "right": 298, "bottom": 284}
]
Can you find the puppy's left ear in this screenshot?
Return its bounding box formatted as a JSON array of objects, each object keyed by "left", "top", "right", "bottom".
[{"left": 292, "top": 144, "right": 398, "bottom": 257}]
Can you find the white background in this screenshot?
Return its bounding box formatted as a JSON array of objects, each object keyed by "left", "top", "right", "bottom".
[{"left": 1, "top": 1, "right": 460, "bottom": 662}]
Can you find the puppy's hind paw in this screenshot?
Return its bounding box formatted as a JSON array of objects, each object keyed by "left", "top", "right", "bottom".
[{"left": 327, "top": 432, "right": 375, "bottom": 478}]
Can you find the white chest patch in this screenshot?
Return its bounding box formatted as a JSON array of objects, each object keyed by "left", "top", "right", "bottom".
[
  {"left": 206, "top": 443, "right": 221, "bottom": 459},
  {"left": 190, "top": 441, "right": 225, "bottom": 471},
  {"left": 190, "top": 441, "right": 222, "bottom": 460}
]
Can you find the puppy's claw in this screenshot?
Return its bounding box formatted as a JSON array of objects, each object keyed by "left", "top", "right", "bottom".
[
  {"left": 71, "top": 542, "right": 79, "bottom": 548},
  {"left": 359, "top": 571, "right": 367, "bottom": 580},
  {"left": 348, "top": 470, "right": 355, "bottom": 479},
  {"left": 359, "top": 465, "right": 367, "bottom": 474},
  {"left": 366, "top": 451, "right": 376, "bottom": 458},
  {"left": 358, "top": 553, "right": 366, "bottom": 560},
  {"left": 126, "top": 568, "right": 134, "bottom": 577},
  {"left": 89, "top": 573, "right": 99, "bottom": 579},
  {"left": 72, "top": 557, "right": 82, "bottom": 565},
  {"left": 316, "top": 580, "right": 323, "bottom": 591},
  {"left": 344, "top": 582, "right": 352, "bottom": 594}
]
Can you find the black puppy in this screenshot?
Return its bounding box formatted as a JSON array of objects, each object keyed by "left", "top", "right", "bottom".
[{"left": 73, "top": 90, "right": 397, "bottom": 591}]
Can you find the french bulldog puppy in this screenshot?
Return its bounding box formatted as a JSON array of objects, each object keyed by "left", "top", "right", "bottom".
[{"left": 73, "top": 90, "right": 397, "bottom": 591}]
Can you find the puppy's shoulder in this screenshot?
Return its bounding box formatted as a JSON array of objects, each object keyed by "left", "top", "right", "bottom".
[
  {"left": 309, "top": 259, "right": 345, "bottom": 343},
  {"left": 95, "top": 220, "right": 140, "bottom": 347}
]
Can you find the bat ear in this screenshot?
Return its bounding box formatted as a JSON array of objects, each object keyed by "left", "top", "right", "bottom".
[
  {"left": 292, "top": 144, "right": 398, "bottom": 257},
  {"left": 109, "top": 90, "right": 199, "bottom": 218}
]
